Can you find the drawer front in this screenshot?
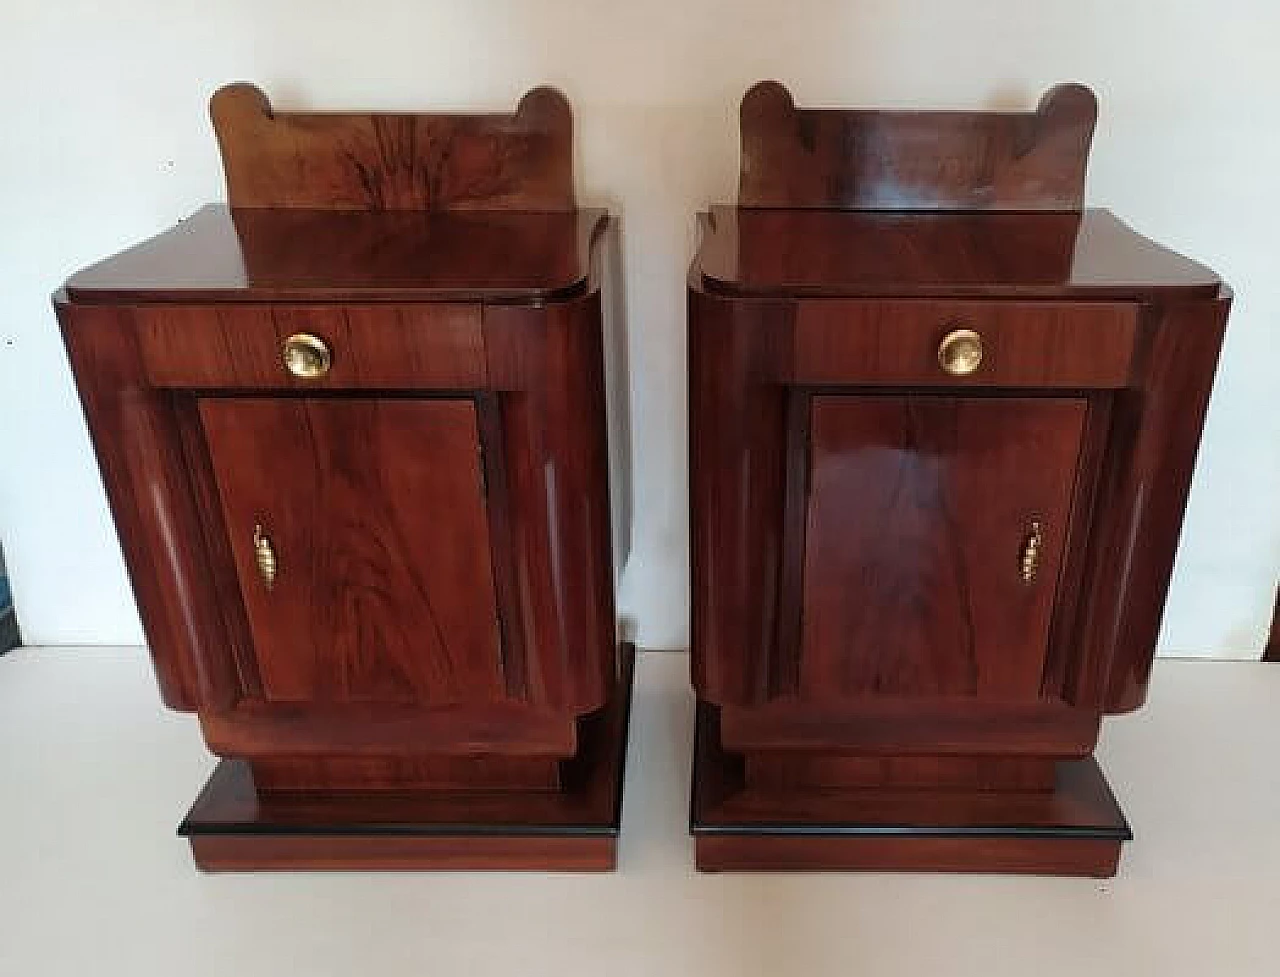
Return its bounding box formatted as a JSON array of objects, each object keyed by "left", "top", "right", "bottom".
[
  {"left": 794, "top": 299, "right": 1139, "bottom": 388},
  {"left": 135, "top": 304, "right": 485, "bottom": 389}
]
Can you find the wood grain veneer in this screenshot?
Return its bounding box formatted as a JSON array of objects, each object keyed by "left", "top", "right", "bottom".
[
  {"left": 57, "top": 83, "right": 624, "bottom": 870},
  {"left": 688, "top": 82, "right": 1229, "bottom": 875}
]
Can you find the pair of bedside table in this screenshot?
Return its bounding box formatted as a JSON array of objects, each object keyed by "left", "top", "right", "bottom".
[{"left": 56, "top": 82, "right": 1228, "bottom": 876}]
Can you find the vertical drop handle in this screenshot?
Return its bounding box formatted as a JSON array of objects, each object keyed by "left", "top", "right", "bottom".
[
  {"left": 253, "top": 524, "right": 278, "bottom": 590},
  {"left": 1019, "top": 520, "right": 1044, "bottom": 585}
]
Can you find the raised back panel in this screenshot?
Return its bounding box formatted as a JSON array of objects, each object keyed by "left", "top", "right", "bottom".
[
  {"left": 739, "top": 81, "right": 1097, "bottom": 211},
  {"left": 211, "top": 83, "right": 576, "bottom": 211}
]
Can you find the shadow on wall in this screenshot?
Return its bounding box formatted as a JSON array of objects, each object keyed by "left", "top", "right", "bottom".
[
  {"left": 0, "top": 543, "right": 19, "bottom": 652},
  {"left": 1264, "top": 588, "right": 1280, "bottom": 662}
]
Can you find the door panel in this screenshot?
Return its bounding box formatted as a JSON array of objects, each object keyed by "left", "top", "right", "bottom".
[
  {"left": 199, "top": 397, "right": 504, "bottom": 706},
  {"left": 800, "top": 395, "right": 1086, "bottom": 703}
]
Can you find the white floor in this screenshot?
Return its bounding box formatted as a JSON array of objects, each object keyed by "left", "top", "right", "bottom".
[{"left": 0, "top": 648, "right": 1277, "bottom": 976}]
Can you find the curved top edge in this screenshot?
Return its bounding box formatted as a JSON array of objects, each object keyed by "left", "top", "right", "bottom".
[
  {"left": 738, "top": 81, "right": 1100, "bottom": 211},
  {"left": 209, "top": 82, "right": 577, "bottom": 212},
  {"left": 210, "top": 82, "right": 572, "bottom": 126}
]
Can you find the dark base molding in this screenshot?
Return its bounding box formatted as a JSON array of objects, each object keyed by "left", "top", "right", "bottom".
[
  {"left": 188, "top": 832, "right": 617, "bottom": 872},
  {"left": 181, "top": 646, "right": 634, "bottom": 872},
  {"left": 695, "top": 834, "right": 1123, "bottom": 876},
  {"left": 691, "top": 701, "right": 1130, "bottom": 877}
]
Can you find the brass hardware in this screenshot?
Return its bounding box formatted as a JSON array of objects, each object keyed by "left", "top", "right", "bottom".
[
  {"left": 253, "top": 524, "right": 278, "bottom": 590},
  {"left": 282, "top": 332, "right": 332, "bottom": 379},
  {"left": 1019, "top": 520, "right": 1044, "bottom": 585},
  {"left": 938, "top": 328, "right": 984, "bottom": 376}
]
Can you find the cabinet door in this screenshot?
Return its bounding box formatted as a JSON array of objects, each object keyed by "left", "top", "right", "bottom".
[
  {"left": 800, "top": 395, "right": 1086, "bottom": 703},
  {"left": 199, "top": 398, "right": 504, "bottom": 706}
]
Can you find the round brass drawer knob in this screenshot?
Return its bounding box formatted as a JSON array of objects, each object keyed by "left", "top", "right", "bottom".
[
  {"left": 283, "top": 333, "right": 332, "bottom": 379},
  {"left": 938, "top": 328, "right": 984, "bottom": 376}
]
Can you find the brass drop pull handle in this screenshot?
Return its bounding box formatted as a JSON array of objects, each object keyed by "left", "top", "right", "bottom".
[
  {"left": 282, "top": 332, "right": 332, "bottom": 379},
  {"left": 938, "top": 328, "right": 984, "bottom": 376},
  {"left": 253, "top": 524, "right": 278, "bottom": 590},
  {"left": 1019, "top": 520, "right": 1044, "bottom": 585}
]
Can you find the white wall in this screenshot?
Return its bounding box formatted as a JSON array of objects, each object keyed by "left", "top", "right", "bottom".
[{"left": 1, "top": 0, "right": 1277, "bottom": 656}]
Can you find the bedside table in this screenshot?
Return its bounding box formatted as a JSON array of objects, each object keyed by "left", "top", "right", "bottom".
[
  {"left": 687, "top": 82, "right": 1230, "bottom": 875},
  {"left": 56, "top": 85, "right": 627, "bottom": 871}
]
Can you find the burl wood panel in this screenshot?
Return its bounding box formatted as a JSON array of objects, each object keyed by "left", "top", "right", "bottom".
[
  {"left": 136, "top": 304, "right": 485, "bottom": 389},
  {"left": 211, "top": 84, "right": 574, "bottom": 211},
  {"left": 800, "top": 396, "right": 1086, "bottom": 702},
  {"left": 739, "top": 81, "right": 1097, "bottom": 211},
  {"left": 199, "top": 398, "right": 502, "bottom": 706}
]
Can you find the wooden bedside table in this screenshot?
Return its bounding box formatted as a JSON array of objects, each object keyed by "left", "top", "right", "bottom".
[
  {"left": 56, "top": 84, "right": 628, "bottom": 871},
  {"left": 687, "top": 82, "right": 1230, "bottom": 876}
]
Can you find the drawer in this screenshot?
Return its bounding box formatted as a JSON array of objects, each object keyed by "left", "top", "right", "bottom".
[
  {"left": 134, "top": 304, "right": 485, "bottom": 389},
  {"left": 793, "top": 299, "right": 1139, "bottom": 388}
]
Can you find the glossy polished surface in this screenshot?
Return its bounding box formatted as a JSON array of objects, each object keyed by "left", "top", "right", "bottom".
[
  {"left": 792, "top": 298, "right": 1139, "bottom": 388},
  {"left": 135, "top": 304, "right": 486, "bottom": 390},
  {"left": 200, "top": 398, "right": 503, "bottom": 706},
  {"left": 182, "top": 646, "right": 635, "bottom": 871},
  {"left": 66, "top": 205, "right": 605, "bottom": 303},
  {"left": 739, "top": 81, "right": 1098, "bottom": 212},
  {"left": 698, "top": 206, "right": 1221, "bottom": 298},
  {"left": 800, "top": 396, "right": 1085, "bottom": 702},
  {"left": 694, "top": 701, "right": 1128, "bottom": 876},
  {"left": 211, "top": 83, "right": 575, "bottom": 211},
  {"left": 57, "top": 84, "right": 622, "bottom": 869},
  {"left": 688, "top": 82, "right": 1230, "bottom": 875}
]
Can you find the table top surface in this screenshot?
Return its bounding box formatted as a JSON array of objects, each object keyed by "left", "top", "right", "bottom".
[
  {"left": 1, "top": 648, "right": 1276, "bottom": 977},
  {"left": 63, "top": 205, "right": 607, "bottom": 304},
  {"left": 695, "top": 206, "right": 1223, "bottom": 300}
]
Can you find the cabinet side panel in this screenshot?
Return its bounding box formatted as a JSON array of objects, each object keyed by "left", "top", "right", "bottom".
[
  {"left": 1072, "top": 298, "right": 1230, "bottom": 712},
  {"left": 484, "top": 294, "right": 615, "bottom": 713},
  {"left": 55, "top": 301, "right": 238, "bottom": 712},
  {"left": 688, "top": 291, "right": 795, "bottom": 705}
]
